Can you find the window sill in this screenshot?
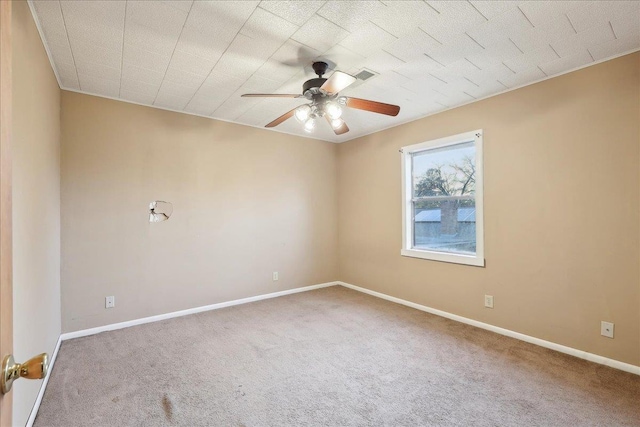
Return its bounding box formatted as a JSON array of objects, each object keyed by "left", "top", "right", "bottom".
[{"left": 400, "top": 248, "right": 485, "bottom": 267}]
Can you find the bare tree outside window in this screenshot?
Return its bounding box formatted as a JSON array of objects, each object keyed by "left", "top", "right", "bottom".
[
  {"left": 401, "top": 130, "right": 483, "bottom": 266},
  {"left": 411, "top": 142, "right": 476, "bottom": 254}
]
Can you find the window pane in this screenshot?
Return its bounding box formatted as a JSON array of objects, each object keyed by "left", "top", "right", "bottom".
[
  {"left": 402, "top": 131, "right": 483, "bottom": 265},
  {"left": 412, "top": 142, "right": 475, "bottom": 199},
  {"left": 413, "top": 198, "right": 476, "bottom": 255}
]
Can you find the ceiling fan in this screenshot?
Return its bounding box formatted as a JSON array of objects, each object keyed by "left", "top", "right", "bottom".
[{"left": 241, "top": 61, "right": 400, "bottom": 135}]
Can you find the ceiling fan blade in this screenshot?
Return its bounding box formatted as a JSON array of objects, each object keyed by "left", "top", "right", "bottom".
[
  {"left": 320, "top": 71, "right": 356, "bottom": 94},
  {"left": 241, "top": 94, "right": 302, "bottom": 98},
  {"left": 345, "top": 97, "right": 400, "bottom": 116},
  {"left": 265, "top": 108, "right": 297, "bottom": 128},
  {"left": 279, "top": 45, "right": 322, "bottom": 68},
  {"left": 325, "top": 116, "right": 349, "bottom": 135}
]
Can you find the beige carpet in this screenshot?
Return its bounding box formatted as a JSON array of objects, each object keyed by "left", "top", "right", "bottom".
[{"left": 35, "top": 286, "right": 640, "bottom": 426}]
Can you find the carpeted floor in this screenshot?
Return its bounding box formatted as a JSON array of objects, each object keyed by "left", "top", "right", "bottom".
[{"left": 35, "top": 286, "right": 640, "bottom": 426}]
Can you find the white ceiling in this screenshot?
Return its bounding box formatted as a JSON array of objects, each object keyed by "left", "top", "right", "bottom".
[{"left": 29, "top": 1, "right": 640, "bottom": 143}]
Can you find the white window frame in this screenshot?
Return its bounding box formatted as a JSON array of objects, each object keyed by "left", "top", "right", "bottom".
[{"left": 400, "top": 129, "right": 484, "bottom": 267}]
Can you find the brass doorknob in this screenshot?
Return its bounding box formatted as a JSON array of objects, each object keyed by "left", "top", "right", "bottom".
[{"left": 1, "top": 353, "right": 49, "bottom": 394}]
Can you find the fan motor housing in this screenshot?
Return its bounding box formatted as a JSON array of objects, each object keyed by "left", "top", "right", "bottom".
[{"left": 302, "top": 77, "right": 327, "bottom": 94}]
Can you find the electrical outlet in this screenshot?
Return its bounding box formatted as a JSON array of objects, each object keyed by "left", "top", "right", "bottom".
[
  {"left": 484, "top": 295, "right": 494, "bottom": 308},
  {"left": 105, "top": 296, "right": 115, "bottom": 309},
  {"left": 601, "top": 321, "right": 614, "bottom": 338},
  {"left": 272, "top": 272, "right": 278, "bottom": 281}
]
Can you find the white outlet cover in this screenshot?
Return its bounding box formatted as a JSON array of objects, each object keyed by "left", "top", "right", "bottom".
[
  {"left": 601, "top": 321, "right": 614, "bottom": 338},
  {"left": 105, "top": 296, "right": 115, "bottom": 309},
  {"left": 484, "top": 295, "right": 494, "bottom": 309},
  {"left": 272, "top": 272, "right": 278, "bottom": 281}
]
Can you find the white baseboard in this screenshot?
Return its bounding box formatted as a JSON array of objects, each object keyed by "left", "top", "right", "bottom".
[
  {"left": 337, "top": 281, "right": 640, "bottom": 376},
  {"left": 26, "top": 335, "right": 62, "bottom": 427},
  {"left": 60, "top": 281, "right": 338, "bottom": 341},
  {"left": 29, "top": 279, "right": 638, "bottom": 424},
  {"left": 58, "top": 279, "right": 640, "bottom": 375}
]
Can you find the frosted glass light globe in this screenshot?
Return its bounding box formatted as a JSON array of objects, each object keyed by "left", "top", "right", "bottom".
[
  {"left": 295, "top": 105, "right": 311, "bottom": 122},
  {"left": 325, "top": 102, "right": 342, "bottom": 120},
  {"left": 303, "top": 118, "right": 316, "bottom": 132}
]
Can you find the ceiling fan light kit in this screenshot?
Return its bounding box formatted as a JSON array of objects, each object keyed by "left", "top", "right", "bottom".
[
  {"left": 330, "top": 118, "right": 345, "bottom": 130},
  {"left": 303, "top": 118, "right": 316, "bottom": 132},
  {"left": 295, "top": 98, "right": 343, "bottom": 133},
  {"left": 325, "top": 101, "right": 343, "bottom": 120},
  {"left": 242, "top": 61, "right": 400, "bottom": 136},
  {"left": 294, "top": 104, "right": 311, "bottom": 122}
]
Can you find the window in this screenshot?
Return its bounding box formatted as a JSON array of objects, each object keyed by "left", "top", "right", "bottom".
[{"left": 401, "top": 130, "right": 484, "bottom": 266}]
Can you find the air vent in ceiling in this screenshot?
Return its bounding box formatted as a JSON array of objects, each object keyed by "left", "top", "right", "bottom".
[{"left": 355, "top": 69, "right": 377, "bottom": 81}]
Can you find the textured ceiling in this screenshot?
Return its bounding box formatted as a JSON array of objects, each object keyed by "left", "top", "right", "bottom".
[{"left": 29, "top": 1, "right": 640, "bottom": 143}]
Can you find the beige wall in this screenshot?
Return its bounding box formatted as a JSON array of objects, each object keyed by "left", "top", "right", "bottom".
[
  {"left": 61, "top": 92, "right": 338, "bottom": 332},
  {"left": 337, "top": 53, "right": 640, "bottom": 366},
  {"left": 12, "top": 1, "right": 61, "bottom": 425},
  {"left": 58, "top": 50, "right": 639, "bottom": 367}
]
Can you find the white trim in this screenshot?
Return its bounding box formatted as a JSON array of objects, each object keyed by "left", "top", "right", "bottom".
[
  {"left": 28, "top": 280, "right": 639, "bottom": 423},
  {"left": 26, "top": 336, "right": 62, "bottom": 427},
  {"left": 400, "top": 248, "right": 485, "bottom": 267},
  {"left": 58, "top": 87, "right": 336, "bottom": 144},
  {"left": 401, "top": 130, "right": 484, "bottom": 267},
  {"left": 337, "top": 281, "right": 640, "bottom": 376},
  {"left": 61, "top": 279, "right": 637, "bottom": 375},
  {"left": 26, "top": 1, "right": 63, "bottom": 95},
  {"left": 346, "top": 48, "right": 640, "bottom": 144},
  {"left": 60, "top": 282, "right": 338, "bottom": 340},
  {"left": 24, "top": 1, "right": 640, "bottom": 145},
  {"left": 401, "top": 130, "right": 479, "bottom": 153},
  {"left": 25, "top": 0, "right": 334, "bottom": 145}
]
